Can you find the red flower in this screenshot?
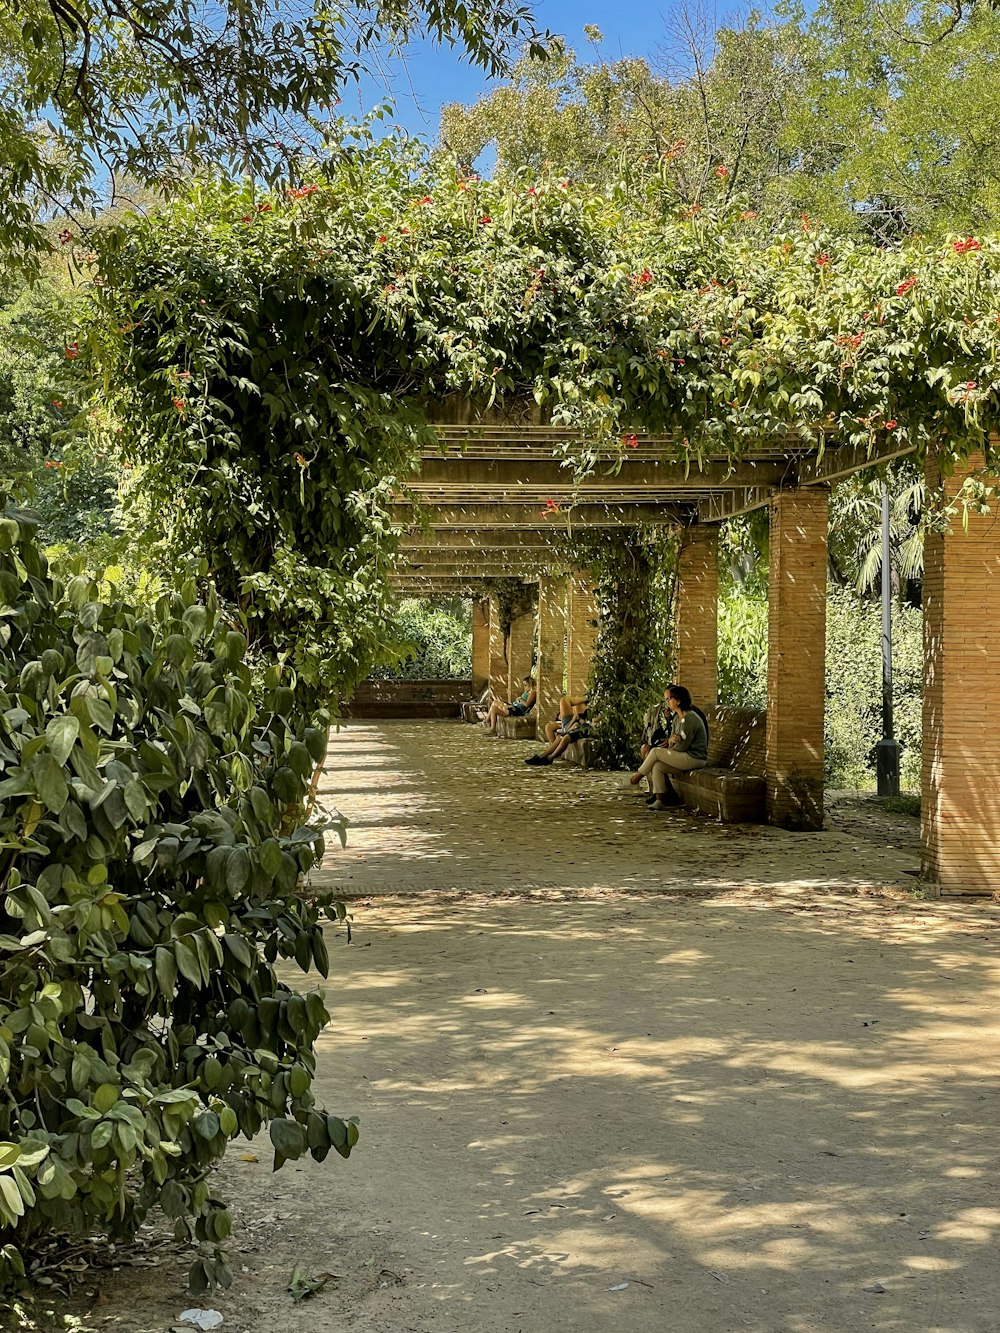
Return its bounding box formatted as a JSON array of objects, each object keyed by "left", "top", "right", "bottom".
[
  {"left": 257, "top": 202, "right": 272, "bottom": 213},
  {"left": 884, "top": 419, "right": 898, "bottom": 430},
  {"left": 43, "top": 459, "right": 62, "bottom": 469},
  {"left": 286, "top": 184, "right": 319, "bottom": 199},
  {"left": 714, "top": 165, "right": 729, "bottom": 179},
  {"left": 896, "top": 277, "right": 917, "bottom": 296},
  {"left": 58, "top": 229, "right": 73, "bottom": 245},
  {"left": 739, "top": 209, "right": 759, "bottom": 221},
  {"left": 559, "top": 181, "right": 569, "bottom": 189},
  {"left": 623, "top": 434, "right": 639, "bottom": 449},
  {"left": 479, "top": 215, "right": 492, "bottom": 225},
  {"left": 540, "top": 498, "right": 561, "bottom": 516},
  {"left": 953, "top": 237, "right": 981, "bottom": 254},
  {"left": 241, "top": 215, "right": 253, "bottom": 223},
  {"left": 177, "top": 371, "right": 191, "bottom": 380},
  {"left": 816, "top": 253, "right": 830, "bottom": 267},
  {"left": 966, "top": 380, "right": 978, "bottom": 389},
  {"left": 663, "top": 139, "right": 686, "bottom": 160},
  {"left": 400, "top": 226, "right": 410, "bottom": 235},
  {"left": 721, "top": 337, "right": 732, "bottom": 346},
  {"left": 457, "top": 182, "right": 468, "bottom": 191},
  {"left": 376, "top": 235, "right": 388, "bottom": 244},
  {"left": 634, "top": 268, "right": 653, "bottom": 286},
  {"left": 172, "top": 397, "right": 186, "bottom": 412},
  {"left": 801, "top": 213, "right": 811, "bottom": 231},
  {"left": 64, "top": 343, "right": 79, "bottom": 360},
  {"left": 294, "top": 452, "right": 307, "bottom": 466},
  {"left": 51, "top": 399, "right": 63, "bottom": 408},
  {"left": 419, "top": 195, "right": 433, "bottom": 205},
  {"left": 526, "top": 186, "right": 537, "bottom": 196}
]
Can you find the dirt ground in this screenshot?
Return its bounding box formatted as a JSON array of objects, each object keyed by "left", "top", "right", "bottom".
[{"left": 41, "top": 721, "right": 1000, "bottom": 1333}]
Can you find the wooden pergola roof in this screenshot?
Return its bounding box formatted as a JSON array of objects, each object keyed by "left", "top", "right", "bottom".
[{"left": 391, "top": 411, "right": 917, "bottom": 589}]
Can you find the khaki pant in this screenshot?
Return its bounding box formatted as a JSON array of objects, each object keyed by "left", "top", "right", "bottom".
[{"left": 637, "top": 746, "right": 707, "bottom": 794}]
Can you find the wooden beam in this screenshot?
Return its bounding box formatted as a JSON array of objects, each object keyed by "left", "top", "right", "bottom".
[
  {"left": 393, "top": 502, "right": 690, "bottom": 529},
  {"left": 400, "top": 530, "right": 561, "bottom": 550},
  {"left": 796, "top": 438, "right": 918, "bottom": 486},
  {"left": 696, "top": 488, "right": 774, "bottom": 523},
  {"left": 408, "top": 456, "right": 791, "bottom": 493}
]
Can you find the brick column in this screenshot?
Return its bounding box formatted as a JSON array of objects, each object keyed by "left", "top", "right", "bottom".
[
  {"left": 487, "top": 597, "right": 507, "bottom": 696},
  {"left": 506, "top": 609, "right": 535, "bottom": 698},
  {"left": 676, "top": 524, "right": 719, "bottom": 708},
  {"left": 766, "top": 487, "right": 828, "bottom": 829},
  {"left": 536, "top": 576, "right": 568, "bottom": 739},
  {"left": 566, "top": 574, "right": 599, "bottom": 697},
  {"left": 921, "top": 450, "right": 1000, "bottom": 895},
  {"left": 471, "top": 599, "right": 489, "bottom": 694}
]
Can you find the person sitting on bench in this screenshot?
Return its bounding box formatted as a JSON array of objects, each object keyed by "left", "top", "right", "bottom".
[
  {"left": 484, "top": 676, "right": 536, "bottom": 733},
  {"left": 628, "top": 684, "right": 708, "bottom": 809},
  {"left": 525, "top": 695, "right": 589, "bottom": 765}
]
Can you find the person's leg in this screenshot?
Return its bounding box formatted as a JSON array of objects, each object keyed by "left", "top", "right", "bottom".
[
  {"left": 629, "top": 746, "right": 662, "bottom": 786},
  {"left": 648, "top": 753, "right": 704, "bottom": 808},
  {"left": 544, "top": 719, "right": 559, "bottom": 743}
]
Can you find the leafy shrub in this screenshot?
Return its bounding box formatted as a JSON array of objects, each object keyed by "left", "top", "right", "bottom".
[
  {"left": 719, "top": 585, "right": 923, "bottom": 787},
  {"left": 0, "top": 501, "right": 355, "bottom": 1296},
  {"left": 374, "top": 598, "right": 472, "bottom": 680},
  {"left": 825, "top": 585, "right": 923, "bottom": 788}
]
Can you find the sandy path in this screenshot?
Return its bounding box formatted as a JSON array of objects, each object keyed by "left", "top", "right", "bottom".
[{"left": 55, "top": 722, "right": 1000, "bottom": 1333}]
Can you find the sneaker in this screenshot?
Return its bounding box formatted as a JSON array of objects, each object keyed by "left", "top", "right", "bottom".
[
  {"left": 648, "top": 799, "right": 669, "bottom": 811},
  {"left": 645, "top": 794, "right": 658, "bottom": 805},
  {"left": 525, "top": 755, "right": 544, "bottom": 765}
]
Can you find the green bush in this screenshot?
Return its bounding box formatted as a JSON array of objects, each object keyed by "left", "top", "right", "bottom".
[
  {"left": 0, "top": 501, "right": 355, "bottom": 1296},
  {"left": 719, "top": 585, "right": 923, "bottom": 787},
  {"left": 374, "top": 599, "right": 472, "bottom": 680},
  {"left": 825, "top": 586, "right": 923, "bottom": 789}
]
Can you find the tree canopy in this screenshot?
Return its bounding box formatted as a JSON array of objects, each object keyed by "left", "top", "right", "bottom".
[{"left": 0, "top": 0, "right": 548, "bottom": 271}]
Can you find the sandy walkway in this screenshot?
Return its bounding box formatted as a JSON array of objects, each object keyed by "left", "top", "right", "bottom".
[{"left": 54, "top": 722, "right": 1000, "bottom": 1333}]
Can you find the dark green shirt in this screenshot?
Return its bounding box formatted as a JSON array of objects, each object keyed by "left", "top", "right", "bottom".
[{"left": 672, "top": 709, "right": 708, "bottom": 762}]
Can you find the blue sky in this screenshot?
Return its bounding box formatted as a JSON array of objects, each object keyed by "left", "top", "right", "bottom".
[{"left": 352, "top": 1, "right": 699, "bottom": 146}]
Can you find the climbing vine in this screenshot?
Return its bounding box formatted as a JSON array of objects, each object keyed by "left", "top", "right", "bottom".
[
  {"left": 562, "top": 528, "right": 678, "bottom": 769},
  {"left": 81, "top": 136, "right": 1000, "bottom": 722}
]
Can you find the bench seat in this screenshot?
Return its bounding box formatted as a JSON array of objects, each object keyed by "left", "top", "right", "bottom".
[
  {"left": 495, "top": 714, "right": 538, "bottom": 740},
  {"left": 561, "top": 736, "right": 597, "bottom": 769},
  {"left": 669, "top": 706, "right": 767, "bottom": 823}
]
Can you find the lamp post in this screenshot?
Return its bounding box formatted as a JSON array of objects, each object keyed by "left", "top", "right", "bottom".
[{"left": 876, "top": 485, "right": 901, "bottom": 796}]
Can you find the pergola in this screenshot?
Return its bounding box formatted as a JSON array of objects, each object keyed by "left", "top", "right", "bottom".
[{"left": 391, "top": 407, "right": 1000, "bottom": 897}]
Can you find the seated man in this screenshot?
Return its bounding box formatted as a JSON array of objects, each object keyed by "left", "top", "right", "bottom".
[
  {"left": 525, "top": 695, "right": 589, "bottom": 765},
  {"left": 628, "top": 684, "right": 708, "bottom": 809},
  {"left": 483, "top": 676, "right": 536, "bottom": 733}
]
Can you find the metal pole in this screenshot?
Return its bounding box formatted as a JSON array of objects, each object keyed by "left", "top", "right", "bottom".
[{"left": 876, "top": 485, "right": 900, "bottom": 796}]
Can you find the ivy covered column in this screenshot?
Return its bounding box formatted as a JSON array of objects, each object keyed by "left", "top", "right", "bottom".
[
  {"left": 506, "top": 604, "right": 535, "bottom": 698},
  {"left": 567, "top": 573, "right": 599, "bottom": 697},
  {"left": 488, "top": 597, "right": 507, "bottom": 697},
  {"left": 675, "top": 524, "right": 720, "bottom": 708},
  {"left": 921, "top": 451, "right": 1000, "bottom": 895},
  {"left": 471, "top": 598, "right": 489, "bottom": 695},
  {"left": 766, "top": 487, "right": 829, "bottom": 829},
  {"left": 536, "top": 576, "right": 568, "bottom": 739}
]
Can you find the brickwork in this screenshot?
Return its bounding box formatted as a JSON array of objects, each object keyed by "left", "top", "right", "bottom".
[
  {"left": 567, "top": 574, "right": 599, "bottom": 697},
  {"left": 921, "top": 451, "right": 1000, "bottom": 895},
  {"left": 471, "top": 599, "right": 489, "bottom": 694},
  {"left": 487, "top": 597, "right": 507, "bottom": 696},
  {"left": 536, "top": 576, "right": 569, "bottom": 739},
  {"left": 766, "top": 487, "right": 829, "bottom": 829},
  {"left": 506, "top": 610, "right": 535, "bottom": 699},
  {"left": 676, "top": 525, "right": 720, "bottom": 707}
]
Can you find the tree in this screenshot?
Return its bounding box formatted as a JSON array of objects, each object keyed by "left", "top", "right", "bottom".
[{"left": 0, "top": 0, "right": 548, "bottom": 271}]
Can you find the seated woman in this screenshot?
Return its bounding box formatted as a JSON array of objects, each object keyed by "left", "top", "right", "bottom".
[
  {"left": 483, "top": 676, "right": 537, "bottom": 733},
  {"left": 525, "top": 696, "right": 590, "bottom": 765},
  {"left": 639, "top": 689, "right": 673, "bottom": 762},
  {"left": 628, "top": 684, "right": 708, "bottom": 809}
]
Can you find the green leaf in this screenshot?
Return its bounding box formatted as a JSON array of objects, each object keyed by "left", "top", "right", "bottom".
[
  {"left": 46, "top": 715, "right": 80, "bottom": 765},
  {"left": 269, "top": 1118, "right": 307, "bottom": 1163},
  {"left": 33, "top": 752, "right": 69, "bottom": 814}
]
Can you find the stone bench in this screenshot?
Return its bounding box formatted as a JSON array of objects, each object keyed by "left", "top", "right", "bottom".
[
  {"left": 460, "top": 701, "right": 485, "bottom": 723},
  {"left": 495, "top": 714, "right": 538, "bottom": 740},
  {"left": 669, "top": 706, "right": 766, "bottom": 823},
  {"left": 561, "top": 735, "right": 597, "bottom": 769}
]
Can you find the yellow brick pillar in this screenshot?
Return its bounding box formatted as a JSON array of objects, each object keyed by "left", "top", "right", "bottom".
[
  {"left": 766, "top": 487, "right": 828, "bottom": 829},
  {"left": 506, "top": 608, "right": 535, "bottom": 699},
  {"left": 471, "top": 598, "right": 489, "bottom": 695},
  {"left": 922, "top": 450, "right": 1000, "bottom": 895},
  {"left": 566, "top": 574, "right": 599, "bottom": 698},
  {"left": 487, "top": 597, "right": 507, "bottom": 697},
  {"left": 536, "top": 576, "right": 568, "bottom": 740},
  {"left": 676, "top": 524, "right": 719, "bottom": 708}
]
